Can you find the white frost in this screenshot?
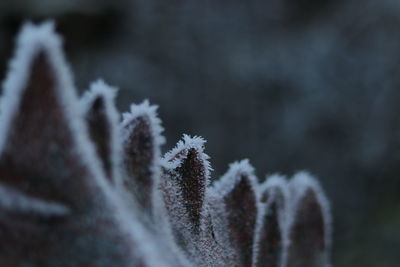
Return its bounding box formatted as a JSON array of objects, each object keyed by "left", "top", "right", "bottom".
[
  {"left": 121, "top": 99, "right": 165, "bottom": 149},
  {"left": 253, "top": 174, "right": 290, "bottom": 267},
  {"left": 80, "top": 79, "right": 122, "bottom": 185},
  {"left": 162, "top": 134, "right": 212, "bottom": 177},
  {"left": 161, "top": 134, "right": 212, "bottom": 229},
  {"left": 0, "top": 182, "right": 70, "bottom": 216},
  {"left": 209, "top": 159, "right": 259, "bottom": 266},
  {"left": 212, "top": 159, "right": 258, "bottom": 197},
  {"left": 0, "top": 21, "right": 72, "bottom": 154},
  {"left": 121, "top": 100, "right": 165, "bottom": 185},
  {"left": 160, "top": 135, "right": 214, "bottom": 266},
  {"left": 120, "top": 99, "right": 166, "bottom": 220},
  {"left": 287, "top": 171, "right": 332, "bottom": 263},
  {"left": 80, "top": 79, "right": 119, "bottom": 115}
]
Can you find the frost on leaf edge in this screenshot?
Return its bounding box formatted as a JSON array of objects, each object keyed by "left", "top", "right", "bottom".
[
  {"left": 0, "top": 20, "right": 111, "bottom": 200},
  {"left": 162, "top": 134, "right": 212, "bottom": 181},
  {"left": 0, "top": 182, "right": 70, "bottom": 216},
  {"left": 288, "top": 171, "right": 332, "bottom": 254},
  {"left": 121, "top": 99, "right": 166, "bottom": 149},
  {"left": 253, "top": 174, "right": 290, "bottom": 267},
  {"left": 80, "top": 79, "right": 119, "bottom": 116},
  {"left": 160, "top": 134, "right": 213, "bottom": 252},
  {"left": 120, "top": 99, "right": 166, "bottom": 198},
  {"left": 211, "top": 159, "right": 258, "bottom": 197},
  {"left": 80, "top": 79, "right": 122, "bottom": 185}
]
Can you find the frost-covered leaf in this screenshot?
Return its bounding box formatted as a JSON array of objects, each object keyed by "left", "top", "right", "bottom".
[
  {"left": 0, "top": 21, "right": 94, "bottom": 215},
  {"left": 121, "top": 100, "right": 165, "bottom": 216},
  {"left": 80, "top": 79, "right": 121, "bottom": 183},
  {"left": 285, "top": 172, "right": 332, "bottom": 267},
  {"left": 119, "top": 101, "right": 186, "bottom": 267},
  {"left": 203, "top": 191, "right": 239, "bottom": 266},
  {"left": 160, "top": 135, "right": 228, "bottom": 267},
  {"left": 0, "top": 21, "right": 172, "bottom": 267},
  {"left": 194, "top": 208, "right": 233, "bottom": 267},
  {"left": 211, "top": 159, "right": 258, "bottom": 266},
  {"left": 253, "top": 175, "right": 289, "bottom": 267},
  {"left": 160, "top": 135, "right": 211, "bottom": 248}
]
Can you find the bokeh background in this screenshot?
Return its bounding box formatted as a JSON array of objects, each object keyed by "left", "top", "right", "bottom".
[{"left": 0, "top": 0, "right": 399, "bottom": 266}]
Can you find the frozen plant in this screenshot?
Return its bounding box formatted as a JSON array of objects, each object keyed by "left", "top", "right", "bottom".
[{"left": 0, "top": 21, "right": 332, "bottom": 267}]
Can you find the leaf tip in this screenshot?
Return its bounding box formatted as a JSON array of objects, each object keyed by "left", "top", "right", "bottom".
[{"left": 122, "top": 99, "right": 165, "bottom": 147}]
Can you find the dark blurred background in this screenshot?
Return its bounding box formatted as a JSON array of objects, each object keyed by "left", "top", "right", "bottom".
[{"left": 0, "top": 0, "right": 399, "bottom": 266}]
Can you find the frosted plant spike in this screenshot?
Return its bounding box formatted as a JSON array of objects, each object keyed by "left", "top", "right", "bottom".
[
  {"left": 120, "top": 99, "right": 165, "bottom": 217},
  {"left": 160, "top": 134, "right": 211, "bottom": 251},
  {"left": 253, "top": 174, "right": 290, "bottom": 267},
  {"left": 286, "top": 172, "right": 332, "bottom": 267},
  {"left": 211, "top": 159, "right": 259, "bottom": 266},
  {"left": 80, "top": 79, "right": 121, "bottom": 183}
]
